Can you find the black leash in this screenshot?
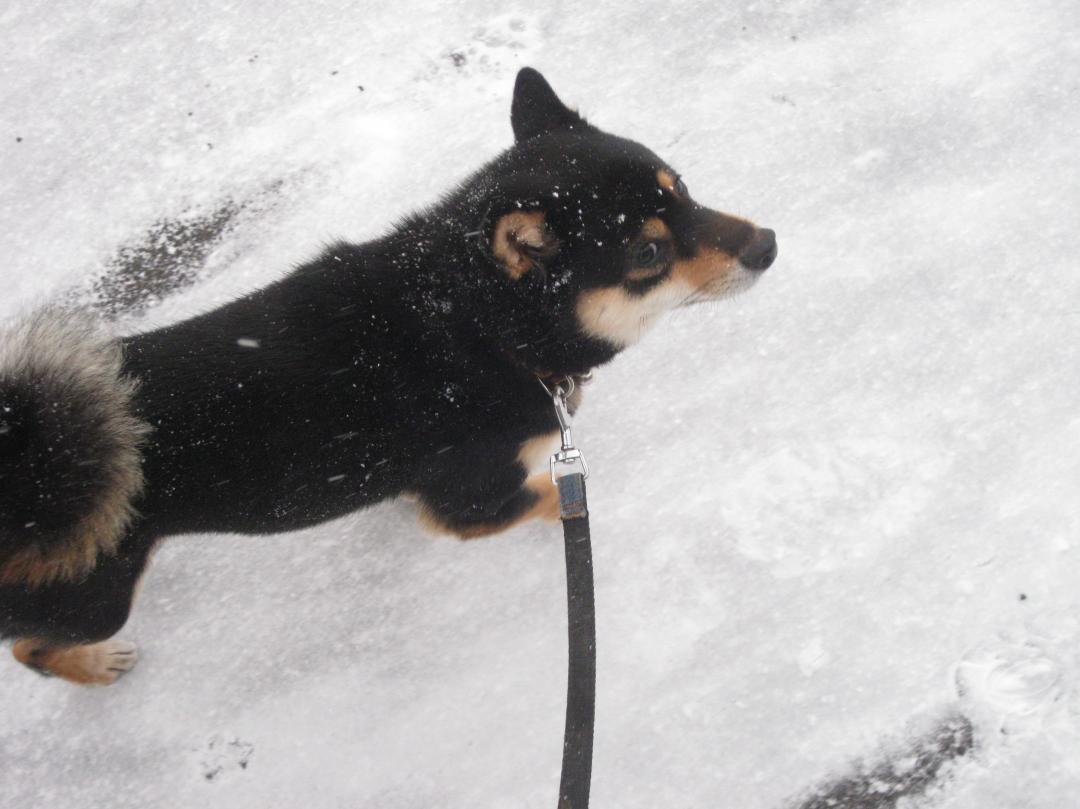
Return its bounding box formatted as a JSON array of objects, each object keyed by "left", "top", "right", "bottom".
[
  {"left": 556, "top": 473, "right": 594, "bottom": 809},
  {"left": 546, "top": 378, "right": 596, "bottom": 809}
]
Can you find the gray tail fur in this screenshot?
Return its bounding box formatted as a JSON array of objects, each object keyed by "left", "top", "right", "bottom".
[{"left": 0, "top": 309, "right": 149, "bottom": 587}]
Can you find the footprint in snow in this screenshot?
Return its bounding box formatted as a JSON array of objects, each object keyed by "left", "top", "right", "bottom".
[
  {"left": 197, "top": 735, "right": 255, "bottom": 783},
  {"left": 954, "top": 635, "right": 1068, "bottom": 732}
]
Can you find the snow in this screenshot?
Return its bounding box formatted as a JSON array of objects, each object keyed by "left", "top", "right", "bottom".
[{"left": 2, "top": 1, "right": 1080, "bottom": 806}]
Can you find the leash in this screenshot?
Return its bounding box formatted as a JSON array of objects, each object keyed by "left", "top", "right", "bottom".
[{"left": 545, "top": 376, "right": 596, "bottom": 809}]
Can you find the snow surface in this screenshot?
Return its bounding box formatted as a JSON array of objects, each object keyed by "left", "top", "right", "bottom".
[{"left": 2, "top": 1, "right": 1080, "bottom": 806}]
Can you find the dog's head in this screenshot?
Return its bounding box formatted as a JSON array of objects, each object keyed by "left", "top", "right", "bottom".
[{"left": 454, "top": 68, "right": 776, "bottom": 376}]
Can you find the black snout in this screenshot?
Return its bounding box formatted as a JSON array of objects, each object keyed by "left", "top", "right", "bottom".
[{"left": 738, "top": 228, "right": 777, "bottom": 271}]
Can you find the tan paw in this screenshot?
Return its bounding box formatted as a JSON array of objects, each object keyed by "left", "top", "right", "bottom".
[
  {"left": 13, "top": 638, "right": 139, "bottom": 686},
  {"left": 82, "top": 639, "right": 140, "bottom": 685}
]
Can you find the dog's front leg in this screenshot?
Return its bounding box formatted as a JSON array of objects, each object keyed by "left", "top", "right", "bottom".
[{"left": 414, "top": 452, "right": 560, "bottom": 539}]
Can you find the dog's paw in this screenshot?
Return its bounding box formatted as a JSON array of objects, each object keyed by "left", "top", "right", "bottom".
[
  {"left": 53, "top": 639, "right": 139, "bottom": 686},
  {"left": 95, "top": 639, "right": 140, "bottom": 683}
]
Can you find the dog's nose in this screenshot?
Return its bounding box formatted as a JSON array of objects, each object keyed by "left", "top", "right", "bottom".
[{"left": 738, "top": 228, "right": 777, "bottom": 271}]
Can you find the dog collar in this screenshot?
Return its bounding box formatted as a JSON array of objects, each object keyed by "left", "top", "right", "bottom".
[{"left": 497, "top": 345, "right": 593, "bottom": 394}]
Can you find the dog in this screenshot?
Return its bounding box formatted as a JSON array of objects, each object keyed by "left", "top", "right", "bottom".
[{"left": 0, "top": 68, "right": 776, "bottom": 685}]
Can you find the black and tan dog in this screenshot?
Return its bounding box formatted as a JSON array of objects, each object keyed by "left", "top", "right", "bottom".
[{"left": 0, "top": 68, "right": 776, "bottom": 685}]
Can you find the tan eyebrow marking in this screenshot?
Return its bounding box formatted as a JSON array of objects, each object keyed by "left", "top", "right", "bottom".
[
  {"left": 640, "top": 216, "right": 672, "bottom": 241},
  {"left": 656, "top": 168, "right": 681, "bottom": 197}
]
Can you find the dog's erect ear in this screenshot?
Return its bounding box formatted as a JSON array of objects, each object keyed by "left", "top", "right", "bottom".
[
  {"left": 490, "top": 210, "right": 559, "bottom": 280},
  {"left": 511, "top": 68, "right": 583, "bottom": 142}
]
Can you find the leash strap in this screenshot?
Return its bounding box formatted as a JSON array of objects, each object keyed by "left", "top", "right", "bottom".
[
  {"left": 556, "top": 473, "right": 594, "bottom": 809},
  {"left": 545, "top": 376, "right": 596, "bottom": 809}
]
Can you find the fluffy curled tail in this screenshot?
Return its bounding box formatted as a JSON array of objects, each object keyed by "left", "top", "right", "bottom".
[{"left": 0, "top": 309, "right": 149, "bottom": 587}]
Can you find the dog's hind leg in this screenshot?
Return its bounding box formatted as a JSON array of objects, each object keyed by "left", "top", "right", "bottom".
[
  {"left": 12, "top": 638, "right": 138, "bottom": 686},
  {"left": 4, "top": 533, "right": 156, "bottom": 686}
]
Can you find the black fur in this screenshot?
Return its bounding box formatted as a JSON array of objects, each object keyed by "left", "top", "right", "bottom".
[{"left": 0, "top": 68, "right": 774, "bottom": 655}]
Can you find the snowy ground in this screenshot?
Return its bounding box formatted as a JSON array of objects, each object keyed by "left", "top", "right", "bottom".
[{"left": 2, "top": 1, "right": 1080, "bottom": 806}]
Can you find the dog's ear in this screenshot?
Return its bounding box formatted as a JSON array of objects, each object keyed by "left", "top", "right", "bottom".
[
  {"left": 511, "top": 68, "right": 583, "bottom": 142},
  {"left": 490, "top": 209, "right": 559, "bottom": 280}
]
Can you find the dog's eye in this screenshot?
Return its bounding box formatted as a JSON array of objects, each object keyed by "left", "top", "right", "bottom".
[
  {"left": 634, "top": 242, "right": 660, "bottom": 267},
  {"left": 674, "top": 177, "right": 688, "bottom": 197}
]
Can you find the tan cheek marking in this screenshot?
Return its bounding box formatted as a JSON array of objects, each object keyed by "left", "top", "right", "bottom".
[
  {"left": 577, "top": 279, "right": 692, "bottom": 348},
  {"left": 517, "top": 431, "right": 561, "bottom": 474},
  {"left": 576, "top": 286, "right": 641, "bottom": 348},
  {"left": 491, "top": 211, "right": 550, "bottom": 280},
  {"left": 671, "top": 247, "right": 739, "bottom": 291}
]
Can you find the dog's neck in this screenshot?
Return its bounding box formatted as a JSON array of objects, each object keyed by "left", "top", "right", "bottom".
[
  {"left": 359, "top": 207, "right": 617, "bottom": 383},
  {"left": 496, "top": 345, "right": 592, "bottom": 391}
]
